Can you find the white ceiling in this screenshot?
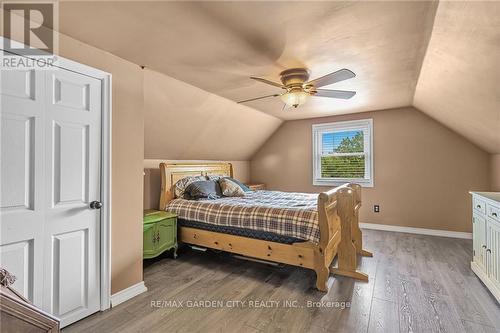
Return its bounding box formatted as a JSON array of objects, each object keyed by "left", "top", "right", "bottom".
[{"left": 58, "top": 1, "right": 500, "bottom": 153}]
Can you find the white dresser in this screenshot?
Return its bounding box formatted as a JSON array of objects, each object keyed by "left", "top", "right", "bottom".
[{"left": 470, "top": 192, "right": 500, "bottom": 302}]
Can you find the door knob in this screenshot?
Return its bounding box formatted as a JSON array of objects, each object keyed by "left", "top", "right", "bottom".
[{"left": 90, "top": 201, "right": 103, "bottom": 209}]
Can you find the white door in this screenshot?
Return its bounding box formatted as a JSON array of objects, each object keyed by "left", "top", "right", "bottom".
[
  {"left": 42, "top": 69, "right": 102, "bottom": 327},
  {"left": 0, "top": 69, "right": 45, "bottom": 306},
  {"left": 1, "top": 65, "right": 102, "bottom": 327}
]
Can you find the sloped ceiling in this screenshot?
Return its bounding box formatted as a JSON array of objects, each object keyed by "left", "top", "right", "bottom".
[
  {"left": 57, "top": 1, "right": 500, "bottom": 153},
  {"left": 58, "top": 1, "right": 436, "bottom": 120},
  {"left": 414, "top": 1, "right": 500, "bottom": 153},
  {"left": 143, "top": 69, "right": 281, "bottom": 160}
]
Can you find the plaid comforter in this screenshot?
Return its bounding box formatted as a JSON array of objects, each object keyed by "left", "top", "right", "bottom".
[{"left": 165, "top": 190, "right": 320, "bottom": 243}]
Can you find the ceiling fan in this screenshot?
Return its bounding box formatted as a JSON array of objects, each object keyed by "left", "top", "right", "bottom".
[{"left": 238, "top": 68, "right": 356, "bottom": 109}]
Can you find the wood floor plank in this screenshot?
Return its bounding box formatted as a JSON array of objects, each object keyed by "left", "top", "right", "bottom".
[
  {"left": 438, "top": 264, "right": 494, "bottom": 327},
  {"left": 463, "top": 275, "right": 500, "bottom": 329},
  {"left": 242, "top": 268, "right": 318, "bottom": 333},
  {"left": 461, "top": 319, "right": 498, "bottom": 333},
  {"left": 368, "top": 298, "right": 399, "bottom": 333},
  {"left": 133, "top": 258, "right": 254, "bottom": 333},
  {"left": 311, "top": 255, "right": 378, "bottom": 332},
  {"left": 373, "top": 257, "right": 399, "bottom": 303},
  {"left": 62, "top": 230, "right": 498, "bottom": 333},
  {"left": 422, "top": 292, "right": 465, "bottom": 333},
  {"left": 413, "top": 237, "right": 449, "bottom": 296},
  {"left": 397, "top": 276, "right": 435, "bottom": 333}
]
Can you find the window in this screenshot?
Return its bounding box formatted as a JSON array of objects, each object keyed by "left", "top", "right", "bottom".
[{"left": 312, "top": 119, "right": 373, "bottom": 187}]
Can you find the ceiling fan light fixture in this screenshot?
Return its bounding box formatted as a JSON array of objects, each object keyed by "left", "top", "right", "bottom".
[
  {"left": 240, "top": 67, "right": 356, "bottom": 109},
  {"left": 280, "top": 90, "right": 310, "bottom": 108}
]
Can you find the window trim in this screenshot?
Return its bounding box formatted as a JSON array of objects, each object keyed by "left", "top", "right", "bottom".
[{"left": 312, "top": 119, "right": 374, "bottom": 187}]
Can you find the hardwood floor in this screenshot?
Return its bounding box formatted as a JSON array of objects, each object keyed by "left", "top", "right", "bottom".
[{"left": 63, "top": 230, "right": 500, "bottom": 333}]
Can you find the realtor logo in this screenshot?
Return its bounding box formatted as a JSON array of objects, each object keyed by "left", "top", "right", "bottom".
[{"left": 2, "top": 1, "right": 57, "bottom": 56}]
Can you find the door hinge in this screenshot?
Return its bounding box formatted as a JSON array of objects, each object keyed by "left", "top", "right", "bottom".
[{"left": 473, "top": 249, "right": 475, "bottom": 256}]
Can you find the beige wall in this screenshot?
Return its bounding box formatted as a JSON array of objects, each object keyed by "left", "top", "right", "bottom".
[
  {"left": 143, "top": 69, "right": 282, "bottom": 160},
  {"left": 143, "top": 160, "right": 250, "bottom": 210},
  {"left": 251, "top": 107, "right": 490, "bottom": 233},
  {"left": 492, "top": 155, "right": 500, "bottom": 192}
]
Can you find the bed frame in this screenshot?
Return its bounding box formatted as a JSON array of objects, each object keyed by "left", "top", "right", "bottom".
[{"left": 158, "top": 162, "right": 372, "bottom": 292}]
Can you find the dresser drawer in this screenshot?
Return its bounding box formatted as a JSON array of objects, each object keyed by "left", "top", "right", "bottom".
[
  {"left": 487, "top": 204, "right": 500, "bottom": 222},
  {"left": 474, "top": 197, "right": 487, "bottom": 215}
]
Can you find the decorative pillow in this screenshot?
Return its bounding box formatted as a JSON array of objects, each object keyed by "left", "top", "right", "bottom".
[
  {"left": 221, "top": 177, "right": 252, "bottom": 192},
  {"left": 219, "top": 178, "right": 246, "bottom": 197},
  {"left": 174, "top": 176, "right": 206, "bottom": 198},
  {"left": 184, "top": 180, "right": 222, "bottom": 199},
  {"left": 206, "top": 175, "right": 222, "bottom": 182}
]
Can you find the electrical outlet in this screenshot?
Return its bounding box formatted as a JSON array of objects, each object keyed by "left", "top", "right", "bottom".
[{"left": 374, "top": 205, "right": 380, "bottom": 213}]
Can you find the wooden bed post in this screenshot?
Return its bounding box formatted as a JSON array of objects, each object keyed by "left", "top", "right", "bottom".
[
  {"left": 315, "top": 191, "right": 336, "bottom": 292},
  {"left": 349, "top": 183, "right": 373, "bottom": 258},
  {"left": 330, "top": 187, "right": 369, "bottom": 282}
]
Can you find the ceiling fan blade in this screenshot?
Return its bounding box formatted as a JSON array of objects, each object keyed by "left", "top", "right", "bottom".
[
  {"left": 314, "top": 89, "right": 356, "bottom": 99},
  {"left": 306, "top": 69, "right": 355, "bottom": 88},
  {"left": 250, "top": 76, "right": 284, "bottom": 88},
  {"left": 237, "top": 94, "right": 280, "bottom": 104}
]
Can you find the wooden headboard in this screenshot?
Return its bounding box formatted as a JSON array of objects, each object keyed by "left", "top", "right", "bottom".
[{"left": 158, "top": 162, "right": 233, "bottom": 210}]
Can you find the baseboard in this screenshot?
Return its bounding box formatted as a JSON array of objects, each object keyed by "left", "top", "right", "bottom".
[
  {"left": 359, "top": 222, "right": 472, "bottom": 239},
  {"left": 110, "top": 281, "right": 147, "bottom": 307}
]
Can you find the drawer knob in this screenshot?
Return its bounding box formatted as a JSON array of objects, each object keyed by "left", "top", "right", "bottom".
[
  {"left": 487, "top": 249, "right": 491, "bottom": 253},
  {"left": 492, "top": 212, "right": 498, "bottom": 217},
  {"left": 477, "top": 204, "right": 482, "bottom": 209},
  {"left": 482, "top": 245, "right": 487, "bottom": 249}
]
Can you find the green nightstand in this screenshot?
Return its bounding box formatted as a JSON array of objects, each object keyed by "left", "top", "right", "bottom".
[{"left": 143, "top": 210, "right": 178, "bottom": 259}]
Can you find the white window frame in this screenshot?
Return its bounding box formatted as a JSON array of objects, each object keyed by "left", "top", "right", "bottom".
[{"left": 312, "top": 119, "right": 373, "bottom": 187}]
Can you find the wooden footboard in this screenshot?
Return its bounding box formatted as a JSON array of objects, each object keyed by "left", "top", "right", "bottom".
[
  {"left": 313, "top": 183, "right": 372, "bottom": 291},
  {"left": 328, "top": 183, "right": 373, "bottom": 284},
  {"left": 159, "top": 162, "right": 372, "bottom": 292}
]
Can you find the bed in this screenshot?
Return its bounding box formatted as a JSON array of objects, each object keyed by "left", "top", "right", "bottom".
[{"left": 158, "top": 162, "right": 372, "bottom": 292}]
